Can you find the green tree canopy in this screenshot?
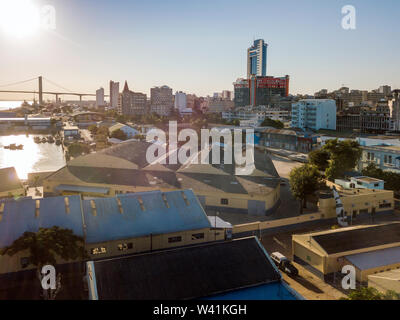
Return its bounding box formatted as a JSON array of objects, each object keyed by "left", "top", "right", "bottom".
[
  {"left": 341, "top": 287, "right": 400, "bottom": 300},
  {"left": 289, "top": 164, "right": 322, "bottom": 214},
  {"left": 110, "top": 128, "right": 128, "bottom": 141},
  {"left": 0, "top": 226, "right": 87, "bottom": 267},
  {"left": 68, "top": 142, "right": 91, "bottom": 157},
  {"left": 362, "top": 163, "right": 400, "bottom": 192},
  {"left": 88, "top": 124, "right": 98, "bottom": 135},
  {"left": 261, "top": 117, "right": 284, "bottom": 129},
  {"left": 308, "top": 149, "right": 330, "bottom": 171},
  {"left": 322, "top": 139, "right": 362, "bottom": 181}
]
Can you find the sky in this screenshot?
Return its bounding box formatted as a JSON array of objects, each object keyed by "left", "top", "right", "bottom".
[{"left": 0, "top": 0, "right": 399, "bottom": 100}]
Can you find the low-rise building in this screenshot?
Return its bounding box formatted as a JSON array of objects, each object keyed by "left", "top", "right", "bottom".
[
  {"left": 43, "top": 140, "right": 282, "bottom": 216},
  {"left": 318, "top": 187, "right": 394, "bottom": 222},
  {"left": 358, "top": 144, "right": 400, "bottom": 174},
  {"left": 108, "top": 123, "right": 139, "bottom": 139},
  {"left": 87, "top": 237, "right": 302, "bottom": 300},
  {"left": 0, "top": 189, "right": 232, "bottom": 275},
  {"left": 292, "top": 223, "right": 400, "bottom": 283},
  {"left": 334, "top": 176, "right": 385, "bottom": 190}
]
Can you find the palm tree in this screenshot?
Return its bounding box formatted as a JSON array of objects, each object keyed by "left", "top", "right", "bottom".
[{"left": 0, "top": 226, "right": 87, "bottom": 300}]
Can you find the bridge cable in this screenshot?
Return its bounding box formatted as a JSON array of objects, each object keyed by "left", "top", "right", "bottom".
[
  {"left": 0, "top": 77, "right": 38, "bottom": 88},
  {"left": 43, "top": 77, "right": 74, "bottom": 93}
]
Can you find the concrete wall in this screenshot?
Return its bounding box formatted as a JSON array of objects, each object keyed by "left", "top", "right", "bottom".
[{"left": 86, "top": 228, "right": 225, "bottom": 260}]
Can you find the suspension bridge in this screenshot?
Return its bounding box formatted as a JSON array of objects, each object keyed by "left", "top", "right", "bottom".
[{"left": 0, "top": 76, "right": 108, "bottom": 104}]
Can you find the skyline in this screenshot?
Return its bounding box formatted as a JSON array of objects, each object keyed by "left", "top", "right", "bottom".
[{"left": 1, "top": 0, "right": 400, "bottom": 100}]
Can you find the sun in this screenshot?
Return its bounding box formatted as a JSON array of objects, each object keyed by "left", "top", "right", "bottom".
[{"left": 0, "top": 0, "right": 40, "bottom": 38}]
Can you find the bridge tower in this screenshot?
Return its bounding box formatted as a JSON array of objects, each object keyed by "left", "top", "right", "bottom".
[{"left": 38, "top": 76, "right": 43, "bottom": 105}]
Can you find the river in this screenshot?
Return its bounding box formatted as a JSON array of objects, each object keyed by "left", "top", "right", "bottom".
[{"left": 0, "top": 135, "right": 66, "bottom": 180}]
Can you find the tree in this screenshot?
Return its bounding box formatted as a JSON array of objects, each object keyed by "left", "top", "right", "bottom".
[
  {"left": 68, "top": 142, "right": 91, "bottom": 157},
  {"left": 261, "top": 117, "right": 284, "bottom": 129},
  {"left": 289, "top": 164, "right": 322, "bottom": 214},
  {"left": 110, "top": 128, "right": 128, "bottom": 141},
  {"left": 0, "top": 227, "right": 87, "bottom": 300},
  {"left": 97, "top": 126, "right": 109, "bottom": 136},
  {"left": 362, "top": 163, "right": 400, "bottom": 192},
  {"left": 308, "top": 149, "right": 330, "bottom": 171},
  {"left": 341, "top": 287, "right": 399, "bottom": 300},
  {"left": 88, "top": 124, "right": 98, "bottom": 135},
  {"left": 322, "top": 139, "right": 362, "bottom": 181}
]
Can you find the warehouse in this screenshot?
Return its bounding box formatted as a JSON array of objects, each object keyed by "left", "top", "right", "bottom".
[
  {"left": 292, "top": 223, "right": 400, "bottom": 283},
  {"left": 0, "top": 189, "right": 231, "bottom": 275},
  {"left": 43, "top": 140, "right": 281, "bottom": 216},
  {"left": 87, "top": 237, "right": 302, "bottom": 300},
  {"left": 83, "top": 189, "right": 225, "bottom": 260}
]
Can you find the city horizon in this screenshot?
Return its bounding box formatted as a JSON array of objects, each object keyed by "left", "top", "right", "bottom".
[{"left": 1, "top": 0, "right": 400, "bottom": 100}]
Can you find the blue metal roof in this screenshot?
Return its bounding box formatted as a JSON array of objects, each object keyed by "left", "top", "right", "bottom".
[
  {"left": 346, "top": 246, "right": 400, "bottom": 271},
  {"left": 0, "top": 196, "right": 84, "bottom": 248},
  {"left": 204, "top": 282, "right": 299, "bottom": 300},
  {"left": 82, "top": 190, "right": 211, "bottom": 244},
  {"left": 55, "top": 184, "right": 110, "bottom": 194}
]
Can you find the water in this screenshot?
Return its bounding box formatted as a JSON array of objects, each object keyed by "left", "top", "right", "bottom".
[
  {"left": 0, "top": 135, "right": 66, "bottom": 180},
  {"left": 0, "top": 101, "right": 32, "bottom": 111}
]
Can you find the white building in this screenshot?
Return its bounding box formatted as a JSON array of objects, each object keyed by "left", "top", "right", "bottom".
[
  {"left": 96, "top": 88, "right": 105, "bottom": 108},
  {"left": 174, "top": 91, "right": 187, "bottom": 113},
  {"left": 291, "top": 99, "right": 336, "bottom": 131},
  {"left": 109, "top": 81, "right": 119, "bottom": 109}
]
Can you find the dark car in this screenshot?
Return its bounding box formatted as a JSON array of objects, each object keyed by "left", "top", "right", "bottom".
[{"left": 270, "top": 252, "right": 299, "bottom": 276}]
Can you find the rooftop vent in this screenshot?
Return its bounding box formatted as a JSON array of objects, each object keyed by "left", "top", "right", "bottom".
[
  {"left": 181, "top": 191, "right": 190, "bottom": 206},
  {"left": 0, "top": 203, "right": 4, "bottom": 222},
  {"left": 64, "top": 197, "right": 70, "bottom": 214},
  {"left": 116, "top": 198, "right": 123, "bottom": 214},
  {"left": 90, "top": 200, "right": 97, "bottom": 216},
  {"left": 162, "top": 193, "right": 170, "bottom": 208},
  {"left": 35, "top": 200, "right": 40, "bottom": 218},
  {"left": 138, "top": 197, "right": 145, "bottom": 211}
]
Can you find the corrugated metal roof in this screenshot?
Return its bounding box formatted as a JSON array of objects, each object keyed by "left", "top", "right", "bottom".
[
  {"left": 345, "top": 246, "right": 400, "bottom": 271},
  {"left": 82, "top": 189, "right": 211, "bottom": 243},
  {"left": 0, "top": 196, "right": 84, "bottom": 248}
]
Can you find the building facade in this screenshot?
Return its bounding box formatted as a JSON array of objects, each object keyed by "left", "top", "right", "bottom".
[
  {"left": 291, "top": 99, "right": 336, "bottom": 131},
  {"left": 358, "top": 145, "right": 400, "bottom": 174},
  {"left": 234, "top": 76, "right": 290, "bottom": 108},
  {"left": 150, "top": 85, "right": 174, "bottom": 116},
  {"left": 120, "top": 81, "right": 147, "bottom": 116},
  {"left": 109, "top": 81, "right": 119, "bottom": 109},
  {"left": 247, "top": 39, "right": 268, "bottom": 78},
  {"left": 96, "top": 87, "right": 105, "bottom": 108}
]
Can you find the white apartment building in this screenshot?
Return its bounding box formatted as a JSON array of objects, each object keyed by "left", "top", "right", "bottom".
[
  {"left": 96, "top": 87, "right": 105, "bottom": 108},
  {"left": 291, "top": 99, "right": 336, "bottom": 131}
]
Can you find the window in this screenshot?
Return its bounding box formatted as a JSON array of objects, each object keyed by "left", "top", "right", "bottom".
[
  {"left": 91, "top": 247, "right": 107, "bottom": 255},
  {"left": 192, "top": 233, "right": 204, "bottom": 240},
  {"left": 221, "top": 198, "right": 229, "bottom": 205},
  {"left": 118, "top": 243, "right": 133, "bottom": 251},
  {"left": 168, "top": 236, "right": 182, "bottom": 243},
  {"left": 379, "top": 203, "right": 392, "bottom": 209}
]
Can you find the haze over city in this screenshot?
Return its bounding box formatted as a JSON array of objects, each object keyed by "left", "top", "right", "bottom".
[{"left": 1, "top": 0, "right": 400, "bottom": 100}]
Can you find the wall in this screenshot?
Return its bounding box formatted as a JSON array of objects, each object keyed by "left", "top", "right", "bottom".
[{"left": 86, "top": 227, "right": 225, "bottom": 260}]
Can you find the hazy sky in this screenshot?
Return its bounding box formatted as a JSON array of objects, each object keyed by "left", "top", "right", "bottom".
[{"left": 0, "top": 0, "right": 399, "bottom": 100}]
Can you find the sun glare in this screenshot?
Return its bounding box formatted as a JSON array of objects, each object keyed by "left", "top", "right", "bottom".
[{"left": 0, "top": 0, "right": 40, "bottom": 38}]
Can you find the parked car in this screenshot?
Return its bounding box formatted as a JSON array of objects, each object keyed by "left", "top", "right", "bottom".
[{"left": 270, "top": 252, "right": 299, "bottom": 276}]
